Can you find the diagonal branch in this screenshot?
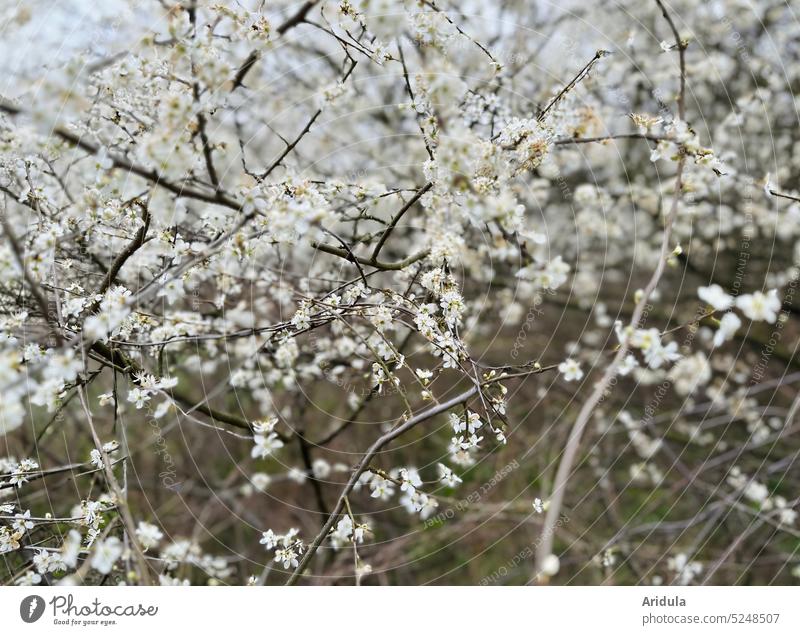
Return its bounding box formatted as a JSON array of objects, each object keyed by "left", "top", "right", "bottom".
[
  {"left": 371, "top": 182, "right": 432, "bottom": 261},
  {"left": 230, "top": 0, "right": 321, "bottom": 91},
  {"left": 259, "top": 59, "right": 357, "bottom": 179},
  {"left": 286, "top": 385, "right": 479, "bottom": 584},
  {"left": 98, "top": 203, "right": 151, "bottom": 295}
]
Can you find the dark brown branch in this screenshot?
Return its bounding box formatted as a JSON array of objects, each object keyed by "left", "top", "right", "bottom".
[
  {"left": 553, "top": 133, "right": 666, "bottom": 146},
  {"left": 538, "top": 50, "right": 610, "bottom": 122},
  {"left": 371, "top": 182, "right": 432, "bottom": 261},
  {"left": 259, "top": 60, "right": 357, "bottom": 179},
  {"left": 311, "top": 240, "right": 430, "bottom": 271},
  {"left": 230, "top": 0, "right": 320, "bottom": 91},
  {"left": 98, "top": 204, "right": 151, "bottom": 295},
  {"left": 769, "top": 188, "right": 800, "bottom": 203},
  {"left": 297, "top": 432, "right": 329, "bottom": 515},
  {"left": 397, "top": 39, "right": 435, "bottom": 161},
  {"left": 195, "top": 101, "right": 220, "bottom": 189}
]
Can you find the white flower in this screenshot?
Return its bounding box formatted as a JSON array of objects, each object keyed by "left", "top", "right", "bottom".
[
  {"left": 127, "top": 388, "right": 150, "bottom": 409},
  {"left": 437, "top": 463, "right": 462, "bottom": 488},
  {"left": 398, "top": 468, "right": 422, "bottom": 493},
  {"left": 644, "top": 340, "right": 681, "bottom": 369},
  {"left": 618, "top": 354, "right": 639, "bottom": 376},
  {"left": 80, "top": 499, "right": 106, "bottom": 529},
  {"left": 330, "top": 516, "right": 355, "bottom": 549},
  {"left": 541, "top": 554, "right": 560, "bottom": 576},
  {"left": 541, "top": 256, "right": 570, "bottom": 290},
  {"left": 466, "top": 411, "right": 483, "bottom": 434},
  {"left": 90, "top": 536, "right": 123, "bottom": 574},
  {"left": 368, "top": 305, "right": 395, "bottom": 332},
  {"left": 312, "top": 459, "right": 331, "bottom": 479},
  {"left": 33, "top": 548, "right": 65, "bottom": 574},
  {"left": 250, "top": 473, "right": 272, "bottom": 492},
  {"left": 439, "top": 290, "right": 465, "bottom": 327},
  {"left": 89, "top": 449, "right": 104, "bottom": 469},
  {"left": 558, "top": 358, "right": 583, "bottom": 381},
  {"left": 450, "top": 412, "right": 466, "bottom": 434},
  {"left": 159, "top": 574, "right": 191, "bottom": 586},
  {"left": 353, "top": 523, "right": 369, "bottom": 544},
  {"left": 517, "top": 256, "right": 570, "bottom": 291},
  {"left": 368, "top": 474, "right": 395, "bottom": 500},
  {"left": 698, "top": 284, "right": 733, "bottom": 311},
  {"left": 668, "top": 353, "right": 711, "bottom": 395},
  {"left": 60, "top": 530, "right": 82, "bottom": 568},
  {"left": 410, "top": 491, "right": 439, "bottom": 519},
  {"left": 778, "top": 507, "right": 797, "bottom": 526},
  {"left": 713, "top": 312, "right": 741, "bottom": 347},
  {"left": 8, "top": 470, "right": 31, "bottom": 488},
  {"left": 291, "top": 305, "right": 311, "bottom": 331},
  {"left": 0, "top": 528, "right": 22, "bottom": 553},
  {"left": 0, "top": 395, "right": 25, "bottom": 436},
  {"left": 45, "top": 350, "right": 82, "bottom": 383},
  {"left": 135, "top": 522, "right": 164, "bottom": 550},
  {"left": 532, "top": 498, "right": 545, "bottom": 513},
  {"left": 667, "top": 553, "right": 703, "bottom": 584},
  {"left": 154, "top": 376, "right": 178, "bottom": 390},
  {"left": 157, "top": 277, "right": 185, "bottom": 305},
  {"left": 15, "top": 571, "right": 42, "bottom": 586},
  {"left": 736, "top": 289, "right": 781, "bottom": 323},
  {"left": 274, "top": 547, "right": 300, "bottom": 569},
  {"left": 97, "top": 392, "right": 115, "bottom": 407},
  {"left": 630, "top": 328, "right": 660, "bottom": 353},
  {"left": 252, "top": 417, "right": 278, "bottom": 434},
  {"left": 251, "top": 432, "right": 284, "bottom": 459},
  {"left": 259, "top": 530, "right": 278, "bottom": 550},
  {"left": 12, "top": 510, "right": 34, "bottom": 534}
]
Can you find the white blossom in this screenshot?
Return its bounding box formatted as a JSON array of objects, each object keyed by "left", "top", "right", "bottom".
[
  {"left": 90, "top": 537, "right": 123, "bottom": 574},
  {"left": 736, "top": 290, "right": 781, "bottom": 323},
  {"left": 558, "top": 358, "right": 583, "bottom": 381}
]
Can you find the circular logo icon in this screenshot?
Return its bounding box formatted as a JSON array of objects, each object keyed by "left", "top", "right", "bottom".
[{"left": 20, "top": 595, "right": 45, "bottom": 623}]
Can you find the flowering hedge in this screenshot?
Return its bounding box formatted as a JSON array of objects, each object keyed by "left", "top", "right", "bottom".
[{"left": 0, "top": 0, "right": 798, "bottom": 586}]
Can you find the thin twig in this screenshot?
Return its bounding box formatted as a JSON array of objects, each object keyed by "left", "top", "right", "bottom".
[
  {"left": 286, "top": 385, "right": 479, "bottom": 584},
  {"left": 533, "top": 0, "right": 689, "bottom": 581}
]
